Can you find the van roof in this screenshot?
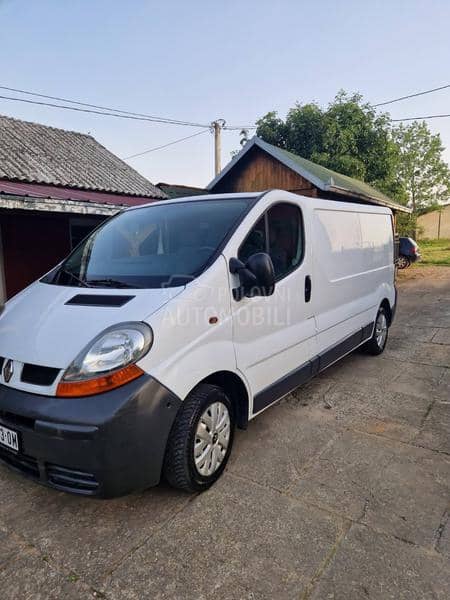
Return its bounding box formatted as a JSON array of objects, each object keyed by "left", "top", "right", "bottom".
[
  {"left": 124, "top": 190, "right": 392, "bottom": 215},
  {"left": 125, "top": 192, "right": 262, "bottom": 210}
]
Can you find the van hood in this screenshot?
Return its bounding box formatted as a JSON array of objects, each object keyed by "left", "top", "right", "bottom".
[{"left": 0, "top": 282, "right": 184, "bottom": 369}]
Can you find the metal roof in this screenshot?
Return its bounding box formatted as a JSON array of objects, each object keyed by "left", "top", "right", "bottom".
[
  {"left": 157, "top": 182, "right": 207, "bottom": 198},
  {"left": 207, "top": 136, "right": 410, "bottom": 213},
  {"left": 0, "top": 180, "right": 153, "bottom": 207},
  {"left": 0, "top": 114, "right": 166, "bottom": 199}
]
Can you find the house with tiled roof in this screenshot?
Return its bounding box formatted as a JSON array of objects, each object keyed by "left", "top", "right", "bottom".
[
  {"left": 0, "top": 114, "right": 166, "bottom": 300},
  {"left": 208, "top": 136, "right": 409, "bottom": 214}
]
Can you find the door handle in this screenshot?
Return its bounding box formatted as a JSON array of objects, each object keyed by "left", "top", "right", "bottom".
[{"left": 304, "top": 275, "right": 312, "bottom": 303}]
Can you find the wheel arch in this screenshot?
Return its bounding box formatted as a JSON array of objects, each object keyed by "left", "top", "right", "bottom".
[
  {"left": 380, "top": 297, "right": 393, "bottom": 326},
  {"left": 194, "top": 370, "right": 250, "bottom": 430}
]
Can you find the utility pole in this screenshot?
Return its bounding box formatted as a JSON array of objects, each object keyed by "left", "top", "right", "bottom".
[{"left": 211, "top": 119, "right": 226, "bottom": 176}]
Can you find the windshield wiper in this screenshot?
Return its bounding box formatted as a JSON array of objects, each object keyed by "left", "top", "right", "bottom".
[
  {"left": 59, "top": 269, "right": 91, "bottom": 287},
  {"left": 86, "top": 278, "right": 139, "bottom": 289}
]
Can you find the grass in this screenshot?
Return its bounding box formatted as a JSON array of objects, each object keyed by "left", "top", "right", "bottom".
[{"left": 417, "top": 238, "right": 450, "bottom": 266}]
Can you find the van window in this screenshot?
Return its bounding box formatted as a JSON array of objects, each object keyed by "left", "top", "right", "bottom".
[
  {"left": 50, "top": 199, "right": 253, "bottom": 289},
  {"left": 239, "top": 203, "right": 303, "bottom": 280},
  {"left": 268, "top": 204, "right": 303, "bottom": 279},
  {"left": 238, "top": 215, "right": 266, "bottom": 264}
]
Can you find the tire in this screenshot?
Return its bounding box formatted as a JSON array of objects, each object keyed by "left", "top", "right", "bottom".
[
  {"left": 397, "top": 255, "right": 410, "bottom": 269},
  {"left": 163, "top": 384, "right": 235, "bottom": 492},
  {"left": 362, "top": 307, "right": 389, "bottom": 356}
]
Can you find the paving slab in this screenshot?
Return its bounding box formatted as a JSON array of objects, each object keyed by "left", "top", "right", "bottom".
[
  {"left": 309, "top": 523, "right": 450, "bottom": 600},
  {"left": 0, "top": 550, "right": 95, "bottom": 600},
  {"left": 415, "top": 400, "right": 450, "bottom": 455},
  {"left": 361, "top": 443, "right": 450, "bottom": 547},
  {"left": 390, "top": 324, "right": 440, "bottom": 343},
  {"left": 291, "top": 429, "right": 393, "bottom": 520},
  {"left": 432, "top": 327, "right": 450, "bottom": 345},
  {"left": 292, "top": 428, "right": 450, "bottom": 546},
  {"left": 438, "top": 511, "right": 450, "bottom": 558},
  {"left": 228, "top": 401, "right": 339, "bottom": 492},
  {"left": 300, "top": 378, "right": 432, "bottom": 443},
  {"left": 104, "top": 474, "right": 344, "bottom": 600},
  {"left": 0, "top": 472, "right": 190, "bottom": 587},
  {"left": 383, "top": 337, "right": 450, "bottom": 367},
  {"left": 438, "top": 367, "right": 450, "bottom": 395}
]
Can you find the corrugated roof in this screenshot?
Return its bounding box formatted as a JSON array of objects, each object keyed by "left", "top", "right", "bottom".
[
  {"left": 157, "top": 182, "right": 207, "bottom": 198},
  {"left": 208, "top": 136, "right": 410, "bottom": 213},
  {"left": 0, "top": 180, "right": 153, "bottom": 207},
  {"left": 0, "top": 114, "right": 166, "bottom": 199}
]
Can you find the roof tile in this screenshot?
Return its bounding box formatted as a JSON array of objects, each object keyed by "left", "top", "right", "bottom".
[{"left": 0, "top": 114, "right": 166, "bottom": 198}]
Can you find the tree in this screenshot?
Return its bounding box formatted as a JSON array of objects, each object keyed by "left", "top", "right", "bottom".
[
  {"left": 396, "top": 212, "right": 422, "bottom": 238},
  {"left": 392, "top": 122, "right": 450, "bottom": 212},
  {"left": 256, "top": 91, "right": 405, "bottom": 201}
]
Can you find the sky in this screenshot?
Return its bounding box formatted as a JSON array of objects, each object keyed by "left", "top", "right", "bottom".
[{"left": 1, "top": 0, "right": 450, "bottom": 188}]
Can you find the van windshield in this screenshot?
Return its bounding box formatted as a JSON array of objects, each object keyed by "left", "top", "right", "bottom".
[{"left": 47, "top": 198, "right": 252, "bottom": 289}]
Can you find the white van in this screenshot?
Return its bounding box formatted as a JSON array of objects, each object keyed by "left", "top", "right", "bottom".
[{"left": 0, "top": 190, "right": 396, "bottom": 497}]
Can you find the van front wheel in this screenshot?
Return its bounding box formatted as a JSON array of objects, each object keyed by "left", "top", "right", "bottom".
[
  {"left": 363, "top": 308, "right": 389, "bottom": 355},
  {"left": 163, "top": 384, "right": 235, "bottom": 492}
]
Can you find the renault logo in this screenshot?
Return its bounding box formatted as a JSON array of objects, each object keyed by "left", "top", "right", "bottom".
[{"left": 3, "top": 359, "right": 13, "bottom": 384}]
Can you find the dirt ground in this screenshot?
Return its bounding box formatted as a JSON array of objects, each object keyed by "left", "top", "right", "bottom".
[{"left": 0, "top": 266, "right": 449, "bottom": 599}]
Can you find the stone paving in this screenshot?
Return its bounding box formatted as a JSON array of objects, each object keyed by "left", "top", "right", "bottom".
[{"left": 1, "top": 267, "right": 449, "bottom": 599}]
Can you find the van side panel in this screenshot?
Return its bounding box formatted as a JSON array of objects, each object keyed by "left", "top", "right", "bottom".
[
  {"left": 313, "top": 207, "right": 394, "bottom": 354},
  {"left": 143, "top": 256, "right": 250, "bottom": 402}
]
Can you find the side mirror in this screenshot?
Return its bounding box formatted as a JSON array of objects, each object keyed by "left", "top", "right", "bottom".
[{"left": 229, "top": 253, "right": 275, "bottom": 301}]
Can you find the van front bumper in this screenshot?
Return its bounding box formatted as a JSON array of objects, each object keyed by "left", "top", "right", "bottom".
[{"left": 0, "top": 375, "right": 181, "bottom": 498}]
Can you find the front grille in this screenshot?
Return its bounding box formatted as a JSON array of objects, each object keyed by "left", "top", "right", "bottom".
[
  {"left": 46, "top": 464, "right": 99, "bottom": 495},
  {"left": 21, "top": 363, "right": 60, "bottom": 386},
  {"left": 0, "top": 447, "right": 39, "bottom": 478}
]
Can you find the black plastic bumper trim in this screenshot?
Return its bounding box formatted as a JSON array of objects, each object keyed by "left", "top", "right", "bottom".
[
  {"left": 34, "top": 421, "right": 99, "bottom": 439},
  {"left": 253, "top": 322, "right": 374, "bottom": 414},
  {"left": 0, "top": 375, "right": 182, "bottom": 498}
]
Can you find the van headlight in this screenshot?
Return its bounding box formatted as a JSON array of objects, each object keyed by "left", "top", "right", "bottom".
[{"left": 56, "top": 322, "right": 152, "bottom": 397}]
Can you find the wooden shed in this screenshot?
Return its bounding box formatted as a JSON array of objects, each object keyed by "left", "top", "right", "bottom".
[{"left": 207, "top": 136, "right": 409, "bottom": 215}]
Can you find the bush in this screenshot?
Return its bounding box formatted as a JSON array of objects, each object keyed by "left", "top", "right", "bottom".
[{"left": 396, "top": 212, "right": 423, "bottom": 239}]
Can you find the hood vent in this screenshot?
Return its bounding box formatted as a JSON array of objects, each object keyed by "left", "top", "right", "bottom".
[{"left": 65, "top": 294, "right": 135, "bottom": 307}]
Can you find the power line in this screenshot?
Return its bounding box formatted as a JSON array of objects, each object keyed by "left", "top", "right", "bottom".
[
  {"left": 124, "top": 129, "right": 208, "bottom": 159},
  {"left": 0, "top": 85, "right": 210, "bottom": 128},
  {"left": 0, "top": 84, "right": 255, "bottom": 130},
  {"left": 223, "top": 124, "right": 256, "bottom": 131},
  {"left": 392, "top": 114, "right": 450, "bottom": 122},
  {"left": 0, "top": 94, "right": 215, "bottom": 127},
  {"left": 374, "top": 83, "right": 450, "bottom": 107}
]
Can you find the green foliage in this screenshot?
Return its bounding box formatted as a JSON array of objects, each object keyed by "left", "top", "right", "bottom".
[
  {"left": 256, "top": 92, "right": 450, "bottom": 211},
  {"left": 418, "top": 238, "right": 450, "bottom": 266},
  {"left": 396, "top": 212, "right": 421, "bottom": 238},
  {"left": 392, "top": 122, "right": 450, "bottom": 211},
  {"left": 256, "top": 91, "right": 405, "bottom": 202}
]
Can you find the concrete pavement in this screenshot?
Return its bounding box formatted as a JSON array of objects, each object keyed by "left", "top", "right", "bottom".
[{"left": 1, "top": 266, "right": 449, "bottom": 599}]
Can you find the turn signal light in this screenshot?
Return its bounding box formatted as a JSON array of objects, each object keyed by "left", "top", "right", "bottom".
[{"left": 56, "top": 364, "right": 144, "bottom": 397}]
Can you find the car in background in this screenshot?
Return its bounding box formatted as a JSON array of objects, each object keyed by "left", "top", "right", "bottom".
[{"left": 397, "top": 237, "right": 421, "bottom": 269}]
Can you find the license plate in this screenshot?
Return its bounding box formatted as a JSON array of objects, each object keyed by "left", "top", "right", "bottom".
[{"left": 0, "top": 424, "right": 19, "bottom": 452}]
